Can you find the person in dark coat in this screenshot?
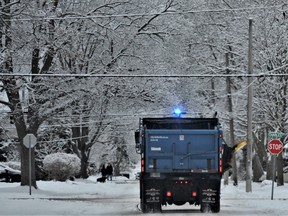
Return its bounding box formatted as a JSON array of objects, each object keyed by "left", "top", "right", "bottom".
[
  {"left": 100, "top": 164, "right": 107, "bottom": 177},
  {"left": 106, "top": 163, "right": 113, "bottom": 181}
]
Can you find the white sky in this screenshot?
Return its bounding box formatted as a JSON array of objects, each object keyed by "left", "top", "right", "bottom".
[{"left": 1, "top": 172, "right": 288, "bottom": 216}]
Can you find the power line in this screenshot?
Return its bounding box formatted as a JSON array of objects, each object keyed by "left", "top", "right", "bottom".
[
  {"left": 8, "top": 5, "right": 283, "bottom": 22},
  {"left": 0, "top": 73, "right": 287, "bottom": 78}
]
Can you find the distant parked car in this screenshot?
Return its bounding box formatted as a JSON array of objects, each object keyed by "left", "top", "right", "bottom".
[{"left": 0, "top": 163, "right": 21, "bottom": 182}]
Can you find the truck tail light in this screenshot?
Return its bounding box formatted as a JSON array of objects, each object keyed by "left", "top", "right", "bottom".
[
  {"left": 141, "top": 159, "right": 145, "bottom": 172},
  {"left": 192, "top": 192, "right": 197, "bottom": 197},
  {"left": 166, "top": 191, "right": 172, "bottom": 197},
  {"left": 219, "top": 158, "right": 223, "bottom": 173},
  {"left": 175, "top": 180, "right": 189, "bottom": 184},
  {"left": 219, "top": 162, "right": 223, "bottom": 173},
  {"left": 219, "top": 146, "right": 223, "bottom": 173}
]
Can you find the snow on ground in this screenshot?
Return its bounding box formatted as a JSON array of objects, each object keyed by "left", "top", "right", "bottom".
[{"left": 1, "top": 176, "right": 288, "bottom": 215}]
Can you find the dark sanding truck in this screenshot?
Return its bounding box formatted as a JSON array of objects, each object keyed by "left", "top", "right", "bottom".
[{"left": 135, "top": 115, "right": 233, "bottom": 213}]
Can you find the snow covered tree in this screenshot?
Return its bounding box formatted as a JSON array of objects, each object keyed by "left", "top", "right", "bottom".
[
  {"left": 252, "top": 3, "right": 288, "bottom": 185},
  {"left": 1, "top": 0, "right": 179, "bottom": 183}
]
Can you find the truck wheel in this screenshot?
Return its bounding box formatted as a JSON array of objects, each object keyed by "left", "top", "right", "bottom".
[
  {"left": 200, "top": 204, "right": 210, "bottom": 213},
  {"left": 140, "top": 196, "right": 150, "bottom": 213},
  {"left": 210, "top": 201, "right": 220, "bottom": 213},
  {"left": 141, "top": 203, "right": 151, "bottom": 213},
  {"left": 152, "top": 203, "right": 162, "bottom": 213},
  {"left": 142, "top": 203, "right": 161, "bottom": 213}
]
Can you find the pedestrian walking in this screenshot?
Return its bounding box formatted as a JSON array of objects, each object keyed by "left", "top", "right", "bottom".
[
  {"left": 106, "top": 163, "right": 113, "bottom": 181},
  {"left": 101, "top": 164, "right": 107, "bottom": 177}
]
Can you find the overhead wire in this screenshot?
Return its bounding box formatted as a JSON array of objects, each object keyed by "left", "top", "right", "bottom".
[{"left": 0, "top": 73, "right": 287, "bottom": 78}]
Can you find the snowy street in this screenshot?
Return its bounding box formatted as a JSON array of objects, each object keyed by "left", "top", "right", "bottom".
[{"left": 1, "top": 176, "right": 288, "bottom": 215}]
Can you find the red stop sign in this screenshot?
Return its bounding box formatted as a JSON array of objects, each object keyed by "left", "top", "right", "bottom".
[{"left": 268, "top": 139, "right": 283, "bottom": 155}]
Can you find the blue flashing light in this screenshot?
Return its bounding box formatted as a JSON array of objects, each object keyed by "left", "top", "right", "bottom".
[{"left": 174, "top": 108, "right": 182, "bottom": 117}]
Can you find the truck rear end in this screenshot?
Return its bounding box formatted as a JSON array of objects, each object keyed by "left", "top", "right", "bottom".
[{"left": 135, "top": 117, "right": 224, "bottom": 213}]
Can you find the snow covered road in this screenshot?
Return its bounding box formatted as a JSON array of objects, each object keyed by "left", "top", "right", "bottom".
[{"left": 1, "top": 177, "right": 288, "bottom": 215}]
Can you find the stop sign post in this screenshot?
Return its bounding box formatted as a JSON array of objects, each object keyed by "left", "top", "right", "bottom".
[
  {"left": 267, "top": 139, "right": 284, "bottom": 200},
  {"left": 23, "top": 133, "right": 37, "bottom": 195}
]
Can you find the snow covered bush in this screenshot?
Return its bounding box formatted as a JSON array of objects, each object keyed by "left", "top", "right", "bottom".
[{"left": 43, "top": 153, "right": 80, "bottom": 181}]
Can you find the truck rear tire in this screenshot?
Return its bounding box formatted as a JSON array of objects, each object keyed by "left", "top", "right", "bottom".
[
  {"left": 200, "top": 204, "right": 210, "bottom": 213},
  {"left": 200, "top": 202, "right": 220, "bottom": 213},
  {"left": 142, "top": 203, "right": 161, "bottom": 213},
  {"left": 141, "top": 203, "right": 151, "bottom": 213},
  {"left": 210, "top": 201, "right": 220, "bottom": 213}
]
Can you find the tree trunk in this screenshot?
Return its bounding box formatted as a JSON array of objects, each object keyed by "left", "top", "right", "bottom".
[
  {"left": 72, "top": 126, "right": 88, "bottom": 178},
  {"left": 80, "top": 150, "right": 88, "bottom": 179},
  {"left": 252, "top": 133, "right": 265, "bottom": 182},
  {"left": 114, "top": 162, "right": 121, "bottom": 176},
  {"left": 1, "top": 0, "right": 37, "bottom": 187},
  {"left": 72, "top": 112, "right": 90, "bottom": 179},
  {"left": 223, "top": 171, "right": 229, "bottom": 185},
  {"left": 252, "top": 152, "right": 264, "bottom": 182}
]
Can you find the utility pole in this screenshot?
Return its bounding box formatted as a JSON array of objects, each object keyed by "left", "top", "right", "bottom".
[
  {"left": 246, "top": 18, "right": 253, "bottom": 192},
  {"left": 225, "top": 52, "right": 237, "bottom": 186}
]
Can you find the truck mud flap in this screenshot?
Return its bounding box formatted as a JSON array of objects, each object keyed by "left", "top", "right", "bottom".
[
  {"left": 141, "top": 187, "right": 162, "bottom": 213},
  {"left": 201, "top": 188, "right": 219, "bottom": 204},
  {"left": 145, "top": 188, "right": 161, "bottom": 203}
]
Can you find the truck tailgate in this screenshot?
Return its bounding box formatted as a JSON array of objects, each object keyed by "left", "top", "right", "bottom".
[{"left": 145, "top": 129, "right": 220, "bottom": 173}]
